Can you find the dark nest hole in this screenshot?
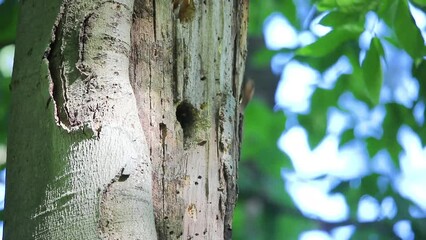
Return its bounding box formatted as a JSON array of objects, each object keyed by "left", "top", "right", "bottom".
[{"left": 176, "top": 101, "right": 197, "bottom": 138}]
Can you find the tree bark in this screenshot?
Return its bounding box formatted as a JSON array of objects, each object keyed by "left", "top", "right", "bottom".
[{"left": 5, "top": 0, "right": 248, "bottom": 239}]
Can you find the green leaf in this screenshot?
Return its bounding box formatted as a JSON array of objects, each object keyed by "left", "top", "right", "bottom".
[
  {"left": 345, "top": 49, "right": 373, "bottom": 104},
  {"left": 249, "top": 0, "right": 299, "bottom": 36},
  {"left": 413, "top": 57, "right": 426, "bottom": 102},
  {"left": 410, "top": 0, "right": 426, "bottom": 7},
  {"left": 365, "top": 138, "right": 382, "bottom": 158},
  {"left": 412, "top": 219, "right": 426, "bottom": 239},
  {"left": 295, "top": 47, "right": 343, "bottom": 72},
  {"left": 0, "top": 78, "right": 10, "bottom": 144},
  {"left": 377, "top": 0, "right": 395, "bottom": 22},
  {"left": 299, "top": 87, "right": 341, "bottom": 149},
  {"left": 0, "top": 1, "right": 18, "bottom": 48},
  {"left": 250, "top": 48, "right": 278, "bottom": 69},
  {"left": 241, "top": 99, "right": 290, "bottom": 177},
  {"left": 393, "top": 0, "right": 425, "bottom": 60},
  {"left": 316, "top": 0, "right": 338, "bottom": 11},
  {"left": 330, "top": 180, "right": 351, "bottom": 193},
  {"left": 340, "top": 128, "right": 355, "bottom": 147},
  {"left": 336, "top": 0, "right": 380, "bottom": 13},
  {"left": 365, "top": 133, "right": 401, "bottom": 170},
  {"left": 392, "top": 193, "right": 415, "bottom": 219},
  {"left": 351, "top": 230, "right": 393, "bottom": 240},
  {"left": 368, "top": 103, "right": 418, "bottom": 167},
  {"left": 296, "top": 26, "right": 363, "bottom": 58},
  {"left": 319, "top": 11, "right": 364, "bottom": 28},
  {"left": 362, "top": 37, "right": 383, "bottom": 106},
  {"left": 317, "top": 0, "right": 380, "bottom": 13},
  {"left": 360, "top": 174, "right": 381, "bottom": 197},
  {"left": 340, "top": 179, "right": 364, "bottom": 219},
  {"left": 276, "top": 215, "right": 316, "bottom": 239},
  {"left": 412, "top": 61, "right": 426, "bottom": 144}
]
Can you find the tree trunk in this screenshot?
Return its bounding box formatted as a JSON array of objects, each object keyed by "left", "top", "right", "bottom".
[{"left": 5, "top": 0, "right": 248, "bottom": 239}]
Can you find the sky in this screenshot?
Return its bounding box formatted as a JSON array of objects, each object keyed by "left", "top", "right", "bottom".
[{"left": 264, "top": 4, "right": 426, "bottom": 240}]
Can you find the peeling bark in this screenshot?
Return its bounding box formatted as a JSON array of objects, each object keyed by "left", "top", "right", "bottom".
[{"left": 6, "top": 0, "right": 157, "bottom": 239}]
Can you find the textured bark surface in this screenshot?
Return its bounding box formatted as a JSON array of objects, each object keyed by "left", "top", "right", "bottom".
[
  {"left": 5, "top": 0, "right": 157, "bottom": 239},
  {"left": 5, "top": 0, "right": 248, "bottom": 239},
  {"left": 130, "top": 1, "right": 248, "bottom": 239}
]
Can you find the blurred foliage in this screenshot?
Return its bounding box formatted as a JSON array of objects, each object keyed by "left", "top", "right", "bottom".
[
  {"left": 0, "top": 68, "right": 9, "bottom": 145},
  {"left": 0, "top": 0, "right": 18, "bottom": 49},
  {"left": 0, "top": 0, "right": 16, "bottom": 144},
  {"left": 249, "top": 0, "right": 299, "bottom": 35},
  {"left": 0, "top": 1, "right": 16, "bottom": 144},
  {"left": 0, "top": 0, "right": 17, "bottom": 222},
  {"left": 236, "top": 0, "right": 426, "bottom": 239}
]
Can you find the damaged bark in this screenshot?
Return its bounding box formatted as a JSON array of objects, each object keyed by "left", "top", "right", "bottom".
[
  {"left": 130, "top": 0, "right": 248, "bottom": 239},
  {"left": 5, "top": 0, "right": 248, "bottom": 239}
]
